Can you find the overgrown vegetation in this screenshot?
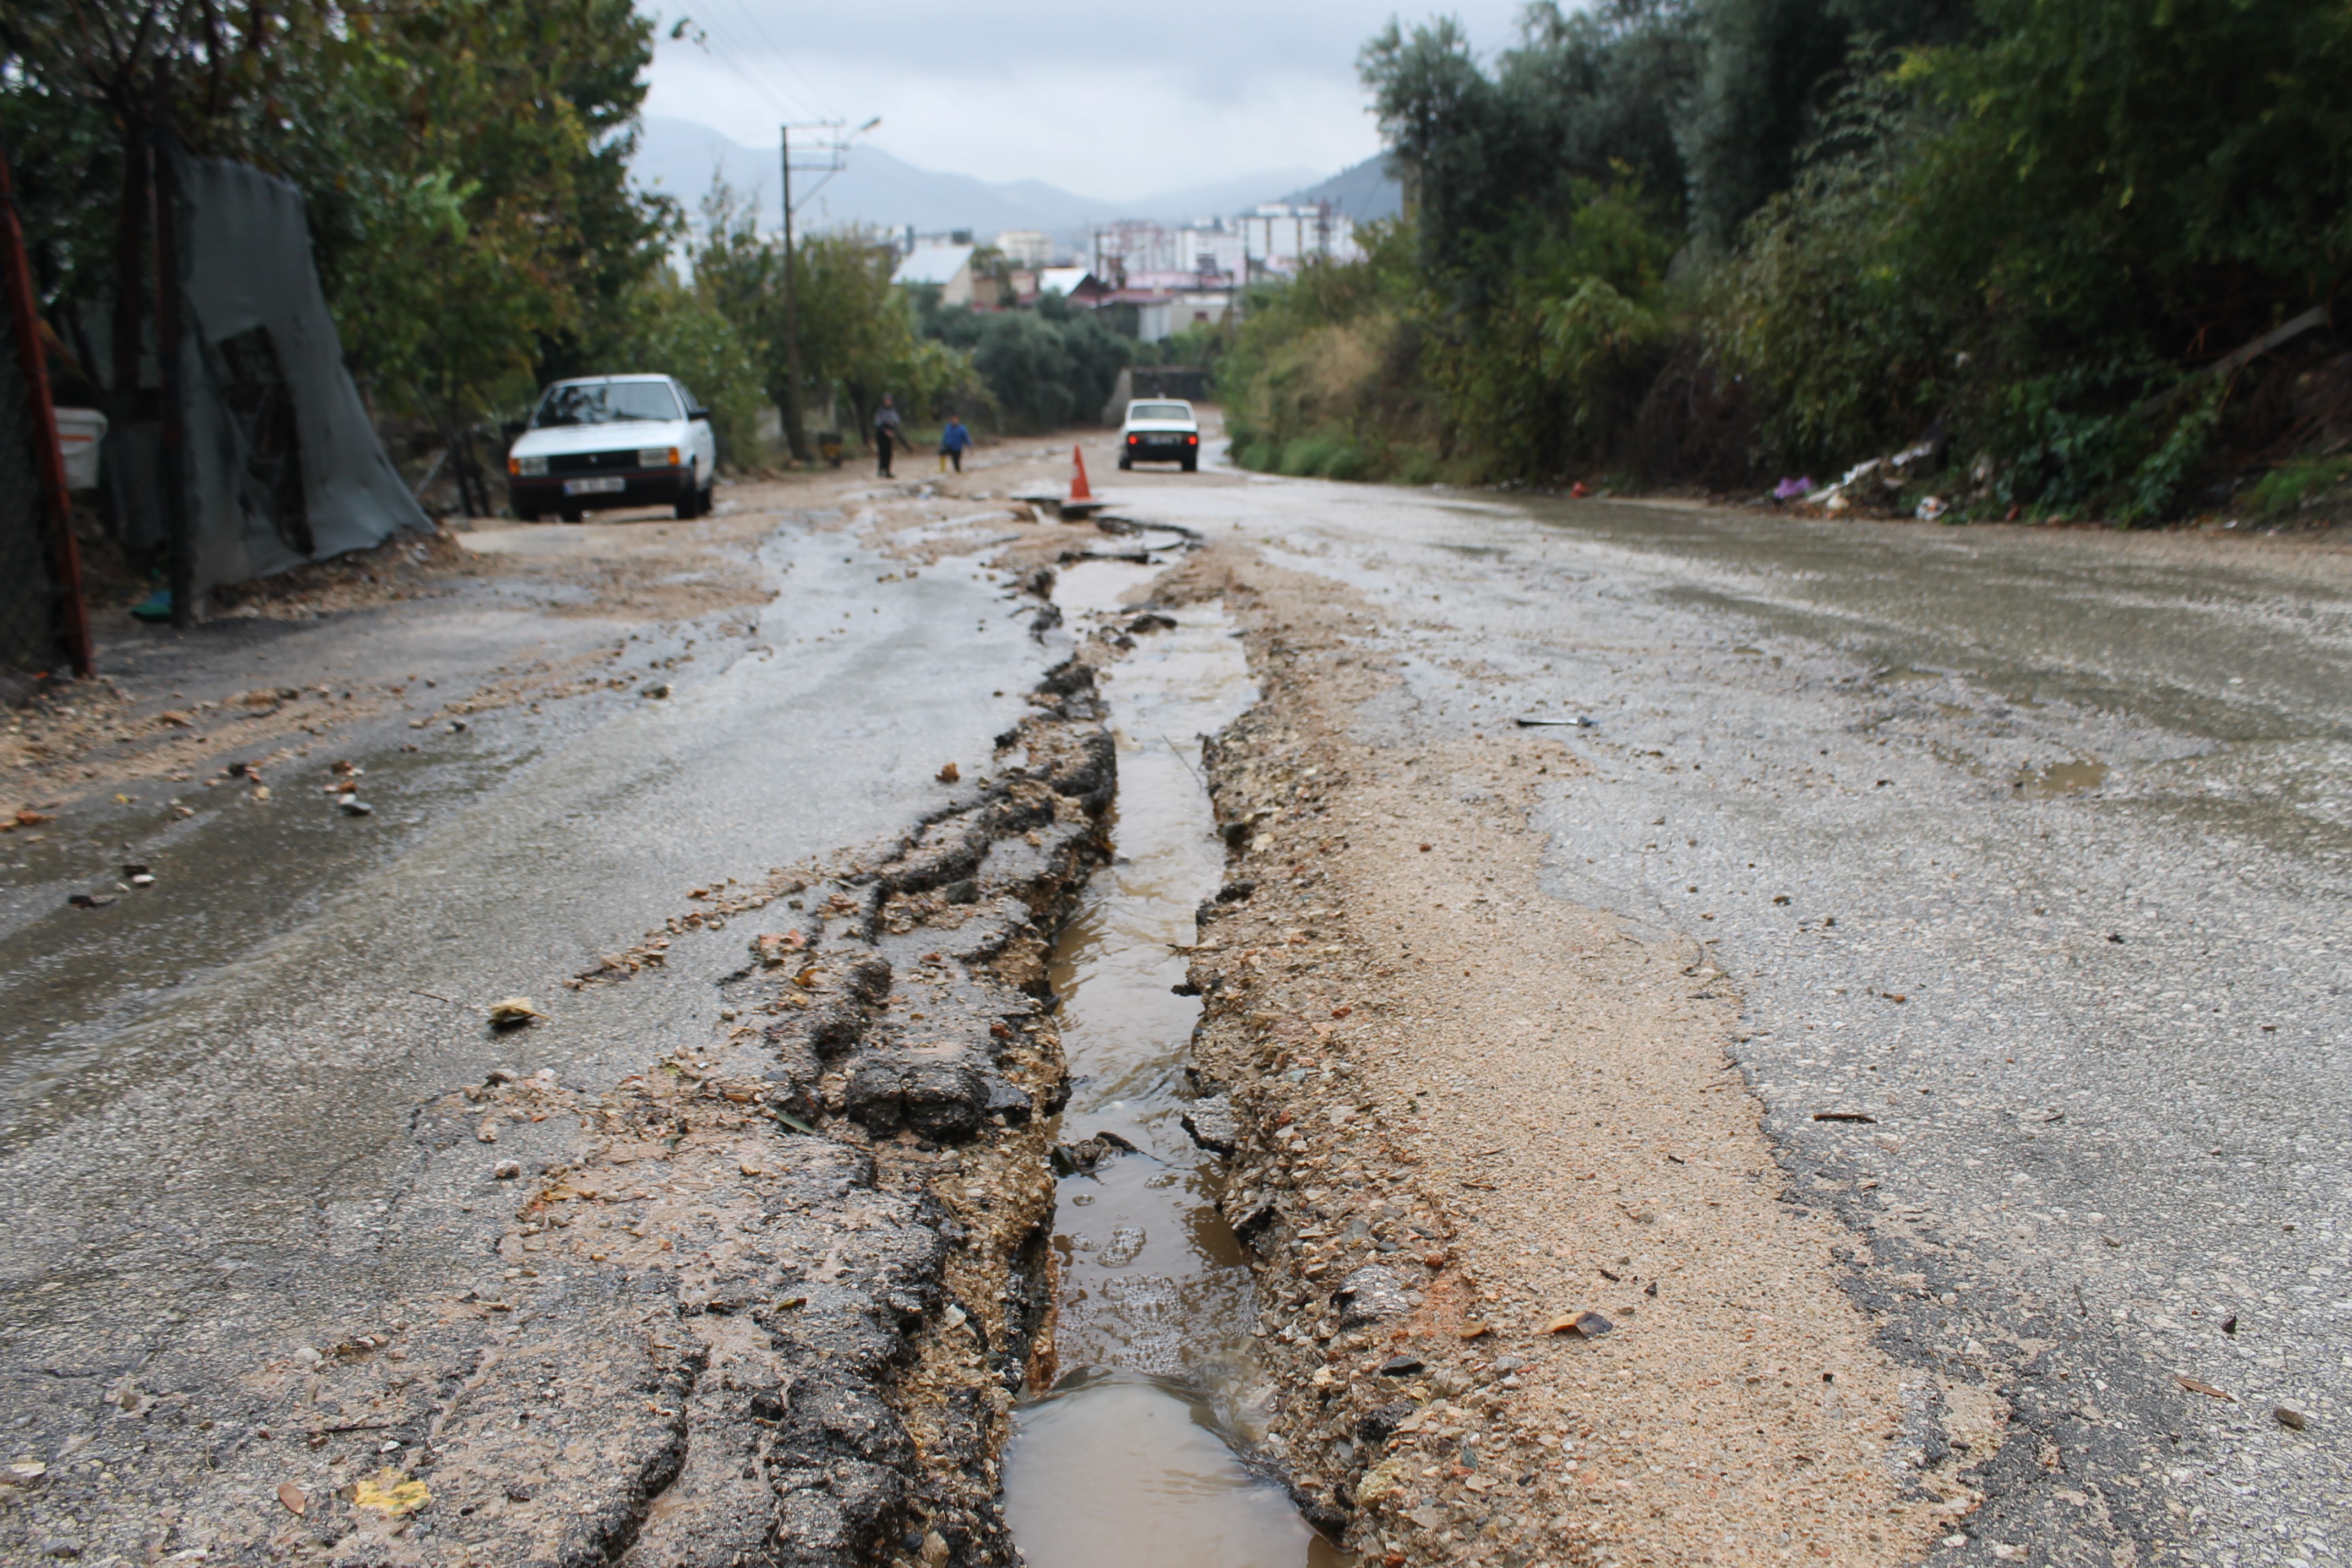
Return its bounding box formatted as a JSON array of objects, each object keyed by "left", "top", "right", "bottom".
[{"left": 1224, "top": 0, "right": 2352, "bottom": 522}]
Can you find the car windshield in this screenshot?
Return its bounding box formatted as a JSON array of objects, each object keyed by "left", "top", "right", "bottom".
[
  {"left": 532, "top": 380, "right": 679, "bottom": 428},
  {"left": 1129, "top": 402, "right": 1191, "bottom": 422}
]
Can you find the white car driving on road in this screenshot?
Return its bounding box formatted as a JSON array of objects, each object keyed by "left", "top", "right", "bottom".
[
  {"left": 505, "top": 374, "right": 716, "bottom": 521},
  {"left": 1118, "top": 398, "right": 1200, "bottom": 472}
]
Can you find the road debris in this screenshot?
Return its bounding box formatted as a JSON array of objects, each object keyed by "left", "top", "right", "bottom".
[
  {"left": 487, "top": 997, "right": 545, "bottom": 1028},
  {"left": 351, "top": 1467, "right": 430, "bottom": 1517}
]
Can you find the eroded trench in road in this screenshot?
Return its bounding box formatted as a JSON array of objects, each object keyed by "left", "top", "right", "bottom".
[{"left": 1002, "top": 560, "right": 1344, "bottom": 1568}]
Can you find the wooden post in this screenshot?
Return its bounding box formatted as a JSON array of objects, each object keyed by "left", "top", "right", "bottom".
[
  {"left": 0, "top": 140, "right": 94, "bottom": 677},
  {"left": 151, "top": 131, "right": 194, "bottom": 629},
  {"left": 779, "top": 125, "right": 809, "bottom": 465}
]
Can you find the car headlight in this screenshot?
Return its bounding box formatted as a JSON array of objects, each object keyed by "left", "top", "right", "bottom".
[
  {"left": 509, "top": 454, "right": 547, "bottom": 477},
  {"left": 639, "top": 447, "right": 679, "bottom": 468}
]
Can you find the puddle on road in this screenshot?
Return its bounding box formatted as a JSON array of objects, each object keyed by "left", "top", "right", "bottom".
[
  {"left": 1003, "top": 561, "right": 1343, "bottom": 1568},
  {"left": 2013, "top": 759, "right": 2110, "bottom": 797}
]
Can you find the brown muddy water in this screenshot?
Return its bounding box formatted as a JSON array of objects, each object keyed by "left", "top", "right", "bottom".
[{"left": 1000, "top": 560, "right": 1344, "bottom": 1568}]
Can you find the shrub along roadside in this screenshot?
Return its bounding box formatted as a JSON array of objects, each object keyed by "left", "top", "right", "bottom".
[{"left": 1223, "top": 0, "right": 2352, "bottom": 523}]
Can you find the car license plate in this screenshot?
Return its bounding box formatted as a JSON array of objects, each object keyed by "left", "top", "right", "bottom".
[{"left": 563, "top": 477, "right": 625, "bottom": 496}]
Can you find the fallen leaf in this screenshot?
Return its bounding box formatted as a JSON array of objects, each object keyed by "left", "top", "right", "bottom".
[
  {"left": 277, "top": 1480, "right": 307, "bottom": 1516},
  {"left": 351, "top": 1467, "right": 430, "bottom": 1517},
  {"left": 2274, "top": 1406, "right": 2308, "bottom": 1431},
  {"left": 739, "top": 1160, "right": 764, "bottom": 1177},
  {"left": 2175, "top": 1375, "right": 2234, "bottom": 1401},
  {"left": 1456, "top": 1321, "right": 1492, "bottom": 1340},
  {"left": 488, "top": 997, "right": 545, "bottom": 1027},
  {"left": 1546, "top": 1310, "right": 1614, "bottom": 1338},
  {"left": 937, "top": 761, "right": 960, "bottom": 783}
]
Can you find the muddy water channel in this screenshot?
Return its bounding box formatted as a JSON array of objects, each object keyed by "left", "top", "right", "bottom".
[{"left": 1001, "top": 563, "right": 1339, "bottom": 1568}]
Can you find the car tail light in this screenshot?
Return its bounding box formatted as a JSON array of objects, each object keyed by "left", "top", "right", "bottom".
[
  {"left": 1126, "top": 434, "right": 1139, "bottom": 444},
  {"left": 1186, "top": 434, "right": 1198, "bottom": 444}
]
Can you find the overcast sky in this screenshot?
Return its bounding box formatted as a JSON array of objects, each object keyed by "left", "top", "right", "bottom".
[{"left": 641, "top": 1, "right": 1528, "bottom": 199}]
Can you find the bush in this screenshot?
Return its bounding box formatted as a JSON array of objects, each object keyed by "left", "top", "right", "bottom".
[{"left": 924, "top": 305, "right": 1130, "bottom": 432}]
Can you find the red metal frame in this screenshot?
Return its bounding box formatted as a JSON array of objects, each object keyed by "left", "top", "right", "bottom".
[{"left": 0, "top": 141, "right": 94, "bottom": 678}]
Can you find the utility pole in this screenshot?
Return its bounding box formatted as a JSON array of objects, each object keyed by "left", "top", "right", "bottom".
[{"left": 779, "top": 117, "right": 879, "bottom": 465}]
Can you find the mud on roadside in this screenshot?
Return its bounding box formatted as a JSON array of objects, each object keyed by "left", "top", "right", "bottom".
[{"left": 1149, "top": 541, "right": 2005, "bottom": 1568}]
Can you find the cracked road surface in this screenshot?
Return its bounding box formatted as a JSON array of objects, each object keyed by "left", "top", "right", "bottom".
[{"left": 0, "top": 505, "right": 1069, "bottom": 1564}]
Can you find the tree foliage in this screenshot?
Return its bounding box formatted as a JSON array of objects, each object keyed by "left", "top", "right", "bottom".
[
  {"left": 4, "top": 0, "right": 674, "bottom": 442},
  {"left": 1228, "top": 0, "right": 2352, "bottom": 518},
  {"left": 920, "top": 288, "right": 1130, "bottom": 433},
  {"left": 690, "top": 186, "right": 978, "bottom": 443}
]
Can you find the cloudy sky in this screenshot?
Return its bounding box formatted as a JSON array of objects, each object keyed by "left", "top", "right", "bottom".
[{"left": 642, "top": 1, "right": 1528, "bottom": 199}]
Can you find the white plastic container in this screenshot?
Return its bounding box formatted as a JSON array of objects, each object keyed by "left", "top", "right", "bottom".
[{"left": 53, "top": 407, "right": 107, "bottom": 491}]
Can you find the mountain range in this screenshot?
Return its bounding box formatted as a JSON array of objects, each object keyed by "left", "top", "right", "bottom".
[{"left": 632, "top": 116, "right": 1398, "bottom": 243}]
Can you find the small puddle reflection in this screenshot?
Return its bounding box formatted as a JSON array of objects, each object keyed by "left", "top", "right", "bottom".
[
  {"left": 1004, "top": 563, "right": 1344, "bottom": 1568},
  {"left": 2014, "top": 759, "right": 2110, "bottom": 797}
]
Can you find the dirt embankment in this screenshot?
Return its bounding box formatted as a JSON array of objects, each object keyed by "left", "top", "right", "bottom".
[
  {"left": 1154, "top": 542, "right": 2003, "bottom": 1568},
  {"left": 0, "top": 651, "right": 1115, "bottom": 1568}
]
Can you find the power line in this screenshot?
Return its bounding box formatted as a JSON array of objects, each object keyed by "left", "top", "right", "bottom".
[{"left": 699, "top": 0, "right": 839, "bottom": 122}]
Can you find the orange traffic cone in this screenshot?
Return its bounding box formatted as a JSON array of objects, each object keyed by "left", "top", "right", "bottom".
[{"left": 1069, "top": 444, "right": 1094, "bottom": 503}]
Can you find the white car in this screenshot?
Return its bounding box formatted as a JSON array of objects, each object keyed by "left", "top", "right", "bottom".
[
  {"left": 1118, "top": 398, "right": 1200, "bottom": 472},
  {"left": 505, "top": 374, "right": 716, "bottom": 521}
]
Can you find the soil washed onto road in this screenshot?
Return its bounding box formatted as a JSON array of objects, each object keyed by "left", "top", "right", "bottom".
[{"left": 2, "top": 431, "right": 2346, "bottom": 1568}]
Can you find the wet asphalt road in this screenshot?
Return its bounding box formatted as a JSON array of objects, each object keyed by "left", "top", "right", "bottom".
[
  {"left": 1117, "top": 465, "right": 2350, "bottom": 1568},
  {"left": 0, "top": 520, "right": 1058, "bottom": 1487},
  {"left": 6, "top": 458, "right": 2346, "bottom": 1568}
]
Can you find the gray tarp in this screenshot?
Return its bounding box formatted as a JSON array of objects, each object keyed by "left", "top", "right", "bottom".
[{"left": 134, "top": 151, "right": 426, "bottom": 596}]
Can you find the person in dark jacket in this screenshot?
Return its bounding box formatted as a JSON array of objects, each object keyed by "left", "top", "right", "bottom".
[
  {"left": 939, "top": 415, "right": 973, "bottom": 473},
  {"left": 873, "top": 394, "right": 902, "bottom": 477}
]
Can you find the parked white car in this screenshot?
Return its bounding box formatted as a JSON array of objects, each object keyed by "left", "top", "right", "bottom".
[
  {"left": 1118, "top": 398, "right": 1200, "bottom": 472},
  {"left": 505, "top": 374, "right": 716, "bottom": 521}
]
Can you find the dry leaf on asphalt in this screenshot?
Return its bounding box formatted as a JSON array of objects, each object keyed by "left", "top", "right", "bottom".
[
  {"left": 277, "top": 1480, "right": 307, "bottom": 1515},
  {"left": 2176, "top": 1375, "right": 2234, "bottom": 1401},
  {"left": 488, "top": 997, "right": 545, "bottom": 1027}
]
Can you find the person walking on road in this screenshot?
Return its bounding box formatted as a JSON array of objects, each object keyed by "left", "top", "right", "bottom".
[
  {"left": 874, "top": 394, "right": 902, "bottom": 478},
  {"left": 939, "top": 415, "right": 973, "bottom": 474}
]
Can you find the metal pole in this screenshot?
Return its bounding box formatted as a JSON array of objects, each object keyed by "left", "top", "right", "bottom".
[
  {"left": 1, "top": 141, "right": 93, "bottom": 677},
  {"left": 778, "top": 127, "right": 809, "bottom": 464},
  {"left": 151, "top": 129, "right": 194, "bottom": 629}
]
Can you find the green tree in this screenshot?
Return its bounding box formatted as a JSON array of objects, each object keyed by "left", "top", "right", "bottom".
[
  {"left": 923, "top": 291, "right": 1130, "bottom": 432},
  {"left": 690, "top": 187, "right": 977, "bottom": 447}
]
